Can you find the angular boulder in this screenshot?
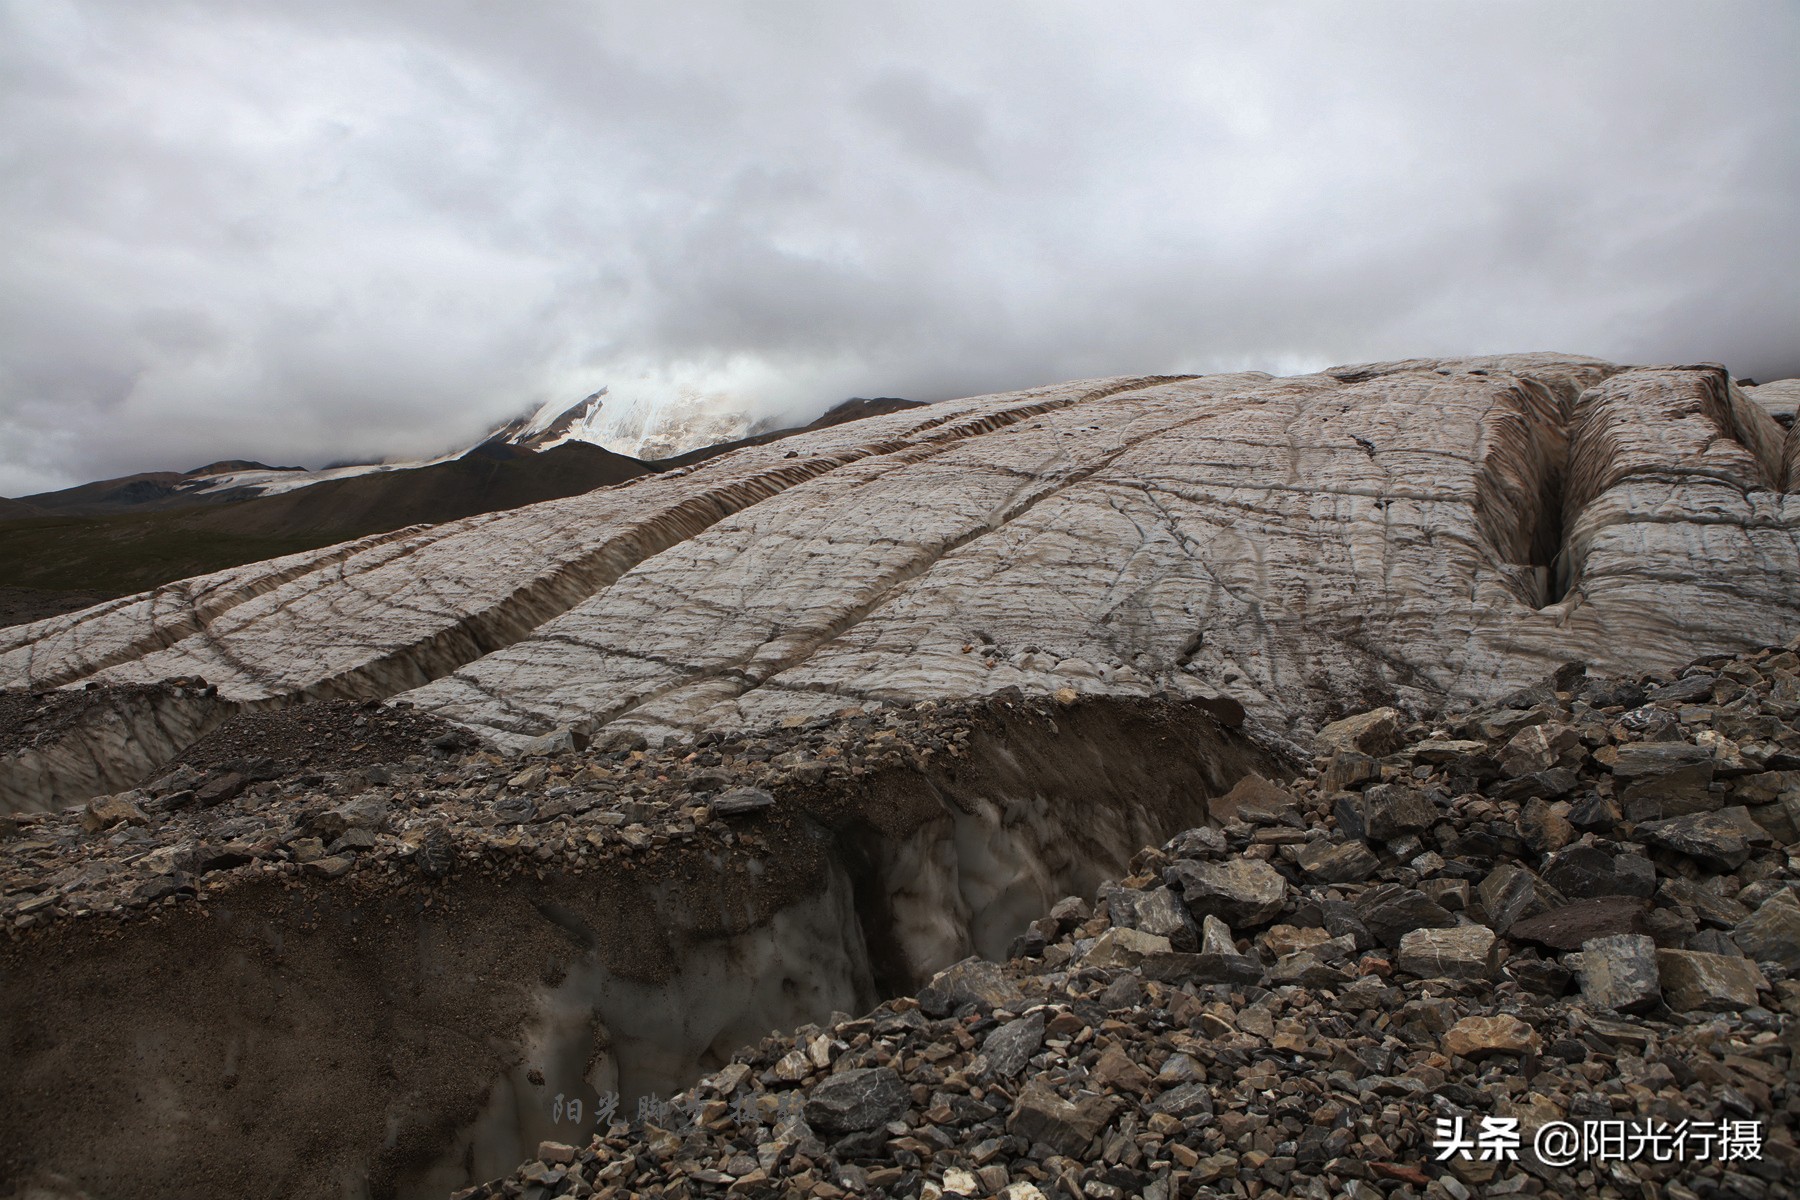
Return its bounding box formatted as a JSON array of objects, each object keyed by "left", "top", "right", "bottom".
[
  {"left": 1508, "top": 897, "right": 1650, "bottom": 952},
  {"left": 1208, "top": 774, "right": 1298, "bottom": 826},
  {"left": 918, "top": 957, "right": 1021, "bottom": 1017},
  {"left": 1396, "top": 924, "right": 1497, "bottom": 980},
  {"left": 1636, "top": 807, "right": 1767, "bottom": 870},
  {"left": 979, "top": 1013, "right": 1046, "bottom": 1080},
  {"left": 1354, "top": 884, "right": 1456, "bottom": 947},
  {"left": 1734, "top": 889, "right": 1800, "bottom": 969},
  {"left": 1007, "top": 1083, "right": 1121, "bottom": 1156},
  {"left": 1164, "top": 858, "right": 1287, "bottom": 928},
  {"left": 1444, "top": 1014, "right": 1540, "bottom": 1059},
  {"left": 1576, "top": 933, "right": 1661, "bottom": 1013},
  {"left": 1655, "top": 949, "right": 1767, "bottom": 1013},
  {"left": 803, "top": 1068, "right": 910, "bottom": 1134},
  {"left": 1478, "top": 864, "right": 1566, "bottom": 934},
  {"left": 1314, "top": 709, "right": 1405, "bottom": 759}
]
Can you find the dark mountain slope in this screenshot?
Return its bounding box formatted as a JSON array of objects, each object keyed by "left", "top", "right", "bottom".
[
  {"left": 1, "top": 442, "right": 650, "bottom": 623},
  {"left": 1, "top": 396, "right": 922, "bottom": 627}
]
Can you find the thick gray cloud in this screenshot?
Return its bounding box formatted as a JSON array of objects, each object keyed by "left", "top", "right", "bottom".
[{"left": 2, "top": 0, "right": 1795, "bottom": 495}]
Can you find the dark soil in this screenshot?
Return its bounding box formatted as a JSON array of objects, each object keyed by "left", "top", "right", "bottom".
[
  {"left": 158, "top": 699, "right": 484, "bottom": 780},
  {"left": 0, "top": 682, "right": 188, "bottom": 757},
  {"left": 0, "top": 441, "right": 652, "bottom": 601},
  {"left": 0, "top": 587, "right": 110, "bottom": 630}
]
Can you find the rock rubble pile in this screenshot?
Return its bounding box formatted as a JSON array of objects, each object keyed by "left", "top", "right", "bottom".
[{"left": 470, "top": 638, "right": 1800, "bottom": 1200}]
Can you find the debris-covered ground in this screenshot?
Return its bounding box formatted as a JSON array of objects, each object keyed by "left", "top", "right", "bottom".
[
  {"left": 0, "top": 685, "right": 1267, "bottom": 950},
  {"left": 462, "top": 640, "right": 1800, "bottom": 1200},
  {"left": 0, "top": 694, "right": 1015, "bottom": 929},
  {"left": 4, "top": 640, "right": 1800, "bottom": 1199},
  {"left": 0, "top": 687, "right": 1270, "bottom": 1200}
]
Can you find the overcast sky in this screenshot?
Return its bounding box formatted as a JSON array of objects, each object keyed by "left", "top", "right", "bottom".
[{"left": 2, "top": 1, "right": 1796, "bottom": 496}]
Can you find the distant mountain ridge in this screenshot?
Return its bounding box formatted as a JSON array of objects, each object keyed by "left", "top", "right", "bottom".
[{"left": 0, "top": 394, "right": 924, "bottom": 627}]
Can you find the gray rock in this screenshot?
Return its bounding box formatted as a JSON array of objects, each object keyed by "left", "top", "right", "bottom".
[
  {"left": 1164, "top": 858, "right": 1287, "bottom": 928},
  {"left": 1149, "top": 1082, "right": 1213, "bottom": 1118},
  {"left": 1396, "top": 924, "right": 1496, "bottom": 980},
  {"left": 1097, "top": 972, "right": 1143, "bottom": 1010},
  {"left": 1733, "top": 771, "right": 1800, "bottom": 805},
  {"left": 1687, "top": 930, "right": 1744, "bottom": 957},
  {"left": 487, "top": 795, "right": 537, "bottom": 826},
  {"left": 1612, "top": 853, "right": 1658, "bottom": 898},
  {"left": 194, "top": 772, "right": 246, "bottom": 808},
  {"left": 1568, "top": 792, "right": 1623, "bottom": 831},
  {"left": 1635, "top": 806, "right": 1768, "bottom": 869},
  {"left": 305, "top": 854, "right": 355, "bottom": 879},
  {"left": 1655, "top": 948, "right": 1767, "bottom": 1012},
  {"left": 1576, "top": 934, "right": 1660, "bottom": 1013},
  {"left": 1199, "top": 914, "right": 1236, "bottom": 956},
  {"left": 327, "top": 827, "right": 376, "bottom": 854},
  {"left": 517, "top": 727, "right": 579, "bottom": 757},
  {"left": 1610, "top": 740, "right": 1714, "bottom": 782},
  {"left": 1096, "top": 883, "right": 1142, "bottom": 928},
  {"left": 1318, "top": 899, "right": 1375, "bottom": 950},
  {"left": 1266, "top": 953, "right": 1352, "bottom": 987},
  {"left": 1519, "top": 797, "right": 1576, "bottom": 853},
  {"left": 413, "top": 827, "right": 454, "bottom": 877},
  {"left": 286, "top": 836, "right": 325, "bottom": 864},
  {"left": 131, "top": 874, "right": 189, "bottom": 904},
  {"left": 1477, "top": 863, "right": 1567, "bottom": 934},
  {"left": 1656, "top": 876, "right": 1750, "bottom": 927},
  {"left": 1498, "top": 766, "right": 1581, "bottom": 803},
  {"left": 1127, "top": 887, "right": 1192, "bottom": 939},
  {"left": 81, "top": 792, "right": 148, "bottom": 832},
  {"left": 1746, "top": 797, "right": 1800, "bottom": 845},
  {"left": 1083, "top": 927, "right": 1172, "bottom": 970},
  {"left": 1542, "top": 845, "right": 1656, "bottom": 899},
  {"left": 1406, "top": 737, "right": 1489, "bottom": 764},
  {"left": 1185, "top": 952, "right": 1267, "bottom": 986},
  {"left": 1647, "top": 674, "right": 1717, "bottom": 705},
  {"left": 979, "top": 1012, "right": 1045, "bottom": 1080},
  {"left": 1297, "top": 839, "right": 1379, "bottom": 883},
  {"left": 918, "top": 957, "right": 1021, "bottom": 1017},
  {"left": 1315, "top": 709, "right": 1404, "bottom": 758},
  {"left": 1619, "top": 761, "right": 1719, "bottom": 821},
  {"left": 1468, "top": 707, "right": 1542, "bottom": 741},
  {"left": 1163, "top": 826, "right": 1228, "bottom": 860},
  {"left": 1419, "top": 878, "right": 1470, "bottom": 911},
  {"left": 1733, "top": 889, "right": 1800, "bottom": 969},
  {"left": 1540, "top": 845, "right": 1617, "bottom": 898},
  {"left": 335, "top": 795, "right": 391, "bottom": 831},
  {"left": 803, "top": 1068, "right": 909, "bottom": 1134},
  {"left": 1509, "top": 957, "right": 1573, "bottom": 995},
  {"left": 1611, "top": 741, "right": 1718, "bottom": 820},
  {"left": 1319, "top": 752, "right": 1378, "bottom": 795},
  {"left": 1336, "top": 784, "right": 1438, "bottom": 842},
  {"left": 709, "top": 787, "right": 776, "bottom": 817},
  {"left": 1499, "top": 723, "right": 1582, "bottom": 777},
  {"left": 1353, "top": 884, "right": 1456, "bottom": 947},
  {"left": 1007, "top": 1082, "right": 1121, "bottom": 1156}
]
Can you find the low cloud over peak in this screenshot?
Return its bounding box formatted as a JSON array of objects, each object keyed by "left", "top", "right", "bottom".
[{"left": 2, "top": 1, "right": 1795, "bottom": 494}]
